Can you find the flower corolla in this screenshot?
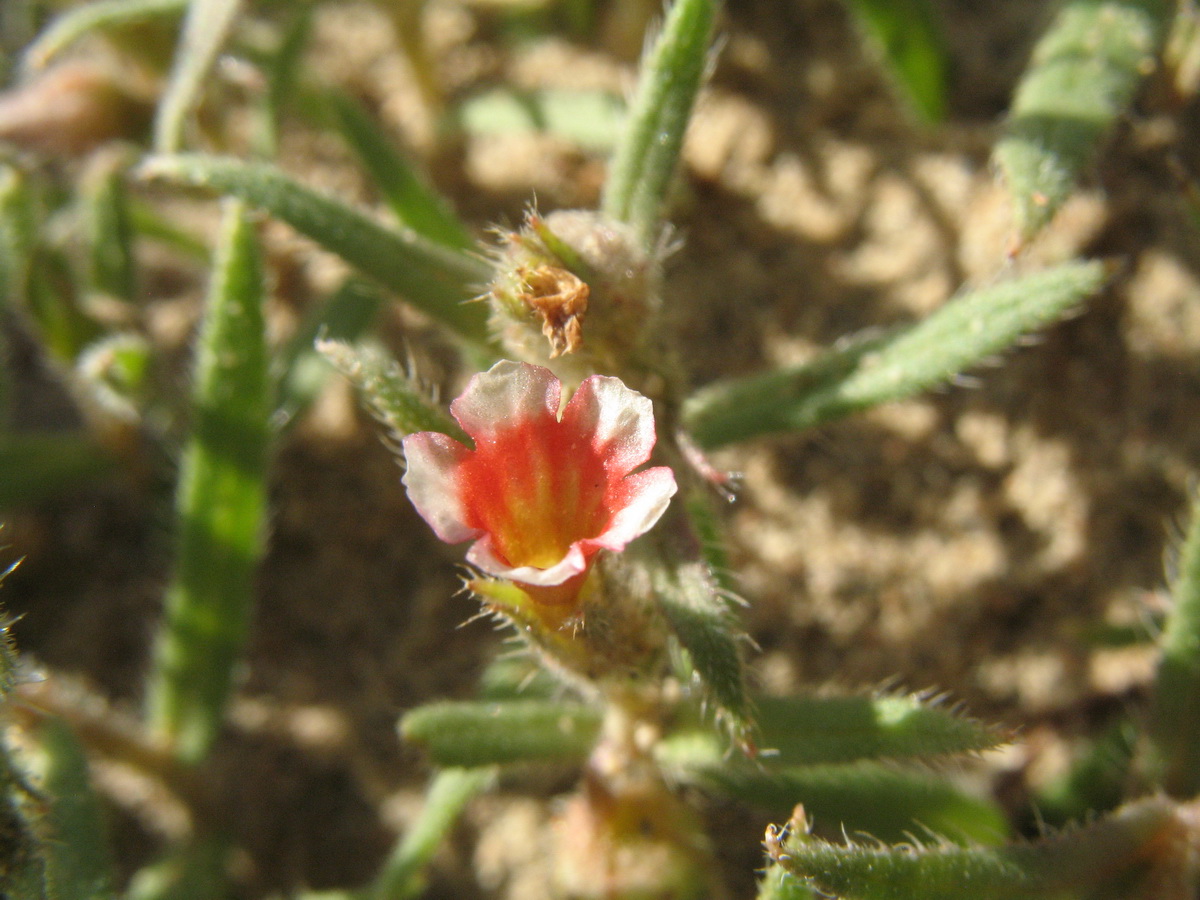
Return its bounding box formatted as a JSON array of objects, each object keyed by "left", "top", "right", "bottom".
[{"left": 402, "top": 361, "right": 677, "bottom": 604}]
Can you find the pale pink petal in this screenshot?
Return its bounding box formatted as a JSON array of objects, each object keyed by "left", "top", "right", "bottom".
[
  {"left": 561, "top": 374, "right": 656, "bottom": 473},
  {"left": 451, "top": 360, "right": 560, "bottom": 440},
  {"left": 466, "top": 535, "right": 591, "bottom": 587},
  {"left": 587, "top": 466, "right": 678, "bottom": 553},
  {"left": 401, "top": 431, "right": 478, "bottom": 544}
]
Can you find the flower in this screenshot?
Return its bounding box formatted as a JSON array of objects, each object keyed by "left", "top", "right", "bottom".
[{"left": 402, "top": 361, "right": 677, "bottom": 606}]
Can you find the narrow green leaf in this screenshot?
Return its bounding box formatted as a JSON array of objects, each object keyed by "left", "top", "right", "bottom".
[
  {"left": 317, "top": 339, "right": 465, "bottom": 443},
  {"left": 153, "top": 0, "right": 244, "bottom": 153},
  {"left": 0, "top": 164, "right": 37, "bottom": 427},
  {"left": 326, "top": 91, "right": 473, "bottom": 250},
  {"left": 695, "top": 761, "right": 1007, "bottom": 844},
  {"left": 0, "top": 164, "right": 36, "bottom": 305},
  {"left": 137, "top": 154, "right": 493, "bottom": 345},
  {"left": 754, "top": 693, "right": 1007, "bottom": 766},
  {"left": 770, "top": 796, "right": 1180, "bottom": 900},
  {"left": 653, "top": 559, "right": 750, "bottom": 743},
  {"left": 994, "top": 0, "right": 1171, "bottom": 240},
  {"left": 82, "top": 156, "right": 136, "bottom": 304},
  {"left": 25, "top": 246, "right": 100, "bottom": 363},
  {"left": 601, "top": 0, "right": 717, "bottom": 246},
  {"left": 27, "top": 717, "right": 117, "bottom": 900},
  {"left": 253, "top": 6, "right": 313, "bottom": 159},
  {"left": 1152, "top": 488, "right": 1200, "bottom": 797},
  {"left": 683, "top": 261, "right": 1107, "bottom": 449},
  {"left": 23, "top": 0, "right": 187, "bottom": 71},
  {"left": 147, "top": 200, "right": 270, "bottom": 764},
  {"left": 367, "top": 767, "right": 494, "bottom": 900},
  {"left": 0, "top": 434, "right": 116, "bottom": 509},
  {"left": 842, "top": 0, "right": 946, "bottom": 122},
  {"left": 400, "top": 700, "right": 601, "bottom": 768}
]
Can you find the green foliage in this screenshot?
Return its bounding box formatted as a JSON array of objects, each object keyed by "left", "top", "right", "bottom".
[
  {"left": 653, "top": 559, "right": 750, "bottom": 742},
  {"left": 767, "top": 796, "right": 1182, "bottom": 900},
  {"left": 601, "top": 0, "right": 717, "bottom": 246},
  {"left": 0, "top": 164, "right": 37, "bottom": 309},
  {"left": 400, "top": 700, "right": 602, "bottom": 767},
  {"left": 82, "top": 156, "right": 137, "bottom": 305},
  {"left": 317, "top": 339, "right": 467, "bottom": 443},
  {"left": 1, "top": 578, "right": 51, "bottom": 900},
  {"left": 683, "top": 261, "right": 1108, "bottom": 449},
  {"left": 994, "top": 0, "right": 1172, "bottom": 240},
  {"left": 23, "top": 0, "right": 187, "bottom": 70},
  {"left": 25, "top": 717, "right": 117, "bottom": 900},
  {"left": 364, "top": 767, "right": 494, "bottom": 900},
  {"left": 153, "top": 0, "right": 244, "bottom": 153},
  {"left": 753, "top": 693, "right": 1007, "bottom": 766},
  {"left": 147, "top": 200, "right": 270, "bottom": 765},
  {"left": 1151, "top": 487, "right": 1200, "bottom": 796},
  {"left": 253, "top": 5, "right": 314, "bottom": 159},
  {"left": 692, "top": 760, "right": 1007, "bottom": 845},
  {"left": 1031, "top": 720, "right": 1136, "bottom": 829},
  {"left": 137, "top": 154, "right": 493, "bottom": 345},
  {"left": 841, "top": 0, "right": 947, "bottom": 122},
  {"left": 326, "top": 91, "right": 474, "bottom": 251}
]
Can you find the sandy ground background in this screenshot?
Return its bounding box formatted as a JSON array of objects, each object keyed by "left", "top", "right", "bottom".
[{"left": 7, "top": 0, "right": 1200, "bottom": 896}]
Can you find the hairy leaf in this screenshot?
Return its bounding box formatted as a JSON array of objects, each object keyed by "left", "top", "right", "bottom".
[
  {"left": 769, "top": 796, "right": 1184, "bottom": 900},
  {"left": 400, "top": 700, "right": 601, "bottom": 768},
  {"left": 147, "top": 200, "right": 270, "bottom": 764},
  {"left": 316, "top": 339, "right": 465, "bottom": 443},
  {"left": 602, "top": 0, "right": 717, "bottom": 246},
  {"left": 995, "top": 0, "right": 1171, "bottom": 240},
  {"left": 683, "top": 261, "right": 1107, "bottom": 449},
  {"left": 137, "top": 154, "right": 492, "bottom": 345},
  {"left": 754, "top": 693, "right": 1007, "bottom": 766}
]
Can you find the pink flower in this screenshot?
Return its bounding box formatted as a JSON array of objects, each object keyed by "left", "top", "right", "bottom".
[{"left": 402, "top": 362, "right": 677, "bottom": 606}]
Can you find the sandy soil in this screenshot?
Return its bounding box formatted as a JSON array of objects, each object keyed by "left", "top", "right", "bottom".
[{"left": 6, "top": 0, "right": 1200, "bottom": 897}]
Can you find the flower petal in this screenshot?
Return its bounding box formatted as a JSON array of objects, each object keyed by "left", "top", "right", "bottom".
[
  {"left": 587, "top": 466, "right": 678, "bottom": 554},
  {"left": 561, "top": 374, "right": 656, "bottom": 474},
  {"left": 451, "top": 360, "right": 560, "bottom": 440},
  {"left": 466, "top": 535, "right": 591, "bottom": 587},
  {"left": 401, "top": 431, "right": 477, "bottom": 544}
]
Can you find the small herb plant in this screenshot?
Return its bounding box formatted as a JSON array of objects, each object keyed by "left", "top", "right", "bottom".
[{"left": 1, "top": 0, "right": 1198, "bottom": 898}]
